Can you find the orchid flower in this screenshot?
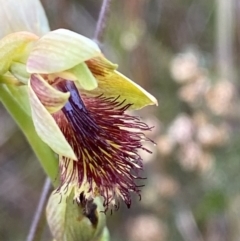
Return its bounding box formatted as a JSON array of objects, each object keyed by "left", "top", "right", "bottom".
[
  {"left": 27, "top": 29, "right": 158, "bottom": 210},
  {"left": 0, "top": 0, "right": 158, "bottom": 212}
]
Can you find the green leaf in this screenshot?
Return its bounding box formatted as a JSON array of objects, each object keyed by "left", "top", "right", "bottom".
[{"left": 0, "top": 84, "right": 59, "bottom": 187}]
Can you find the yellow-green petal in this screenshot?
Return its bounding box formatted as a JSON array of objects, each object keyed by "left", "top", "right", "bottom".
[
  {"left": 86, "top": 58, "right": 158, "bottom": 110},
  {"left": 0, "top": 31, "right": 38, "bottom": 74},
  {"left": 0, "top": 0, "right": 50, "bottom": 38},
  {"left": 68, "top": 62, "right": 98, "bottom": 90},
  {"left": 46, "top": 188, "right": 107, "bottom": 241},
  {"left": 28, "top": 80, "right": 77, "bottom": 160},
  {"left": 96, "top": 227, "right": 110, "bottom": 241},
  {"left": 54, "top": 63, "right": 99, "bottom": 90},
  {"left": 27, "top": 29, "right": 101, "bottom": 74}
]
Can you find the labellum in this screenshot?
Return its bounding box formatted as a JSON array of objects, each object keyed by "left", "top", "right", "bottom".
[{"left": 30, "top": 73, "right": 155, "bottom": 211}]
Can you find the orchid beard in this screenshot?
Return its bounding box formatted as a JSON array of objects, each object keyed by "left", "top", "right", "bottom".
[{"left": 31, "top": 76, "right": 153, "bottom": 211}]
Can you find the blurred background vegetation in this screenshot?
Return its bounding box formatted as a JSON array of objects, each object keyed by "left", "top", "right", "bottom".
[{"left": 1, "top": 0, "right": 240, "bottom": 240}]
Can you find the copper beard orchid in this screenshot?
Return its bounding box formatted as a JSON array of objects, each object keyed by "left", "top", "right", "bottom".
[
  {"left": 43, "top": 77, "right": 152, "bottom": 209},
  {"left": 0, "top": 5, "right": 157, "bottom": 210},
  {"left": 27, "top": 29, "right": 157, "bottom": 209}
]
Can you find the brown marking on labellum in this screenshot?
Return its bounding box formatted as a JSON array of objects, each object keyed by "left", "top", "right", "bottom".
[
  {"left": 85, "top": 58, "right": 112, "bottom": 77},
  {"left": 78, "top": 192, "right": 98, "bottom": 227}
]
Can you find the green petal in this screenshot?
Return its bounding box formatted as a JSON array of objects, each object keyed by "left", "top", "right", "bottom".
[
  {"left": 27, "top": 29, "right": 101, "bottom": 74},
  {"left": 28, "top": 80, "right": 77, "bottom": 160},
  {"left": 46, "top": 188, "right": 107, "bottom": 241},
  {"left": 96, "top": 227, "right": 110, "bottom": 241},
  {"left": 0, "top": 31, "right": 38, "bottom": 74},
  {"left": 85, "top": 58, "right": 158, "bottom": 110},
  {"left": 0, "top": 72, "right": 23, "bottom": 86},
  {"left": 10, "top": 62, "right": 30, "bottom": 84},
  {"left": 68, "top": 62, "right": 98, "bottom": 90},
  {"left": 0, "top": 0, "right": 50, "bottom": 38}
]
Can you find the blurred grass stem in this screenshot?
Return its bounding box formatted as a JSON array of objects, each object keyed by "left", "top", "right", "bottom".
[
  {"left": 93, "top": 0, "right": 112, "bottom": 43},
  {"left": 26, "top": 178, "right": 52, "bottom": 241},
  {"left": 175, "top": 206, "right": 204, "bottom": 241},
  {"left": 216, "top": 0, "right": 235, "bottom": 80}
]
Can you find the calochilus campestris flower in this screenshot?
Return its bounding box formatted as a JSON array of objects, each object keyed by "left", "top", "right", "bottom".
[{"left": 0, "top": 0, "right": 158, "bottom": 212}]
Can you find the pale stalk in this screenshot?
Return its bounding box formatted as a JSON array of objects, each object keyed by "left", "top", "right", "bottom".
[
  {"left": 94, "top": 0, "right": 112, "bottom": 43},
  {"left": 26, "top": 178, "right": 52, "bottom": 241}
]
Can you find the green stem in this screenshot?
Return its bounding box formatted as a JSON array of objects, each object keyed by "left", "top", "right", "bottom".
[{"left": 0, "top": 85, "right": 59, "bottom": 187}]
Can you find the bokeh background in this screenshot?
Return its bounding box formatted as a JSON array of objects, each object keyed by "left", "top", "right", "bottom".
[{"left": 1, "top": 0, "right": 240, "bottom": 240}]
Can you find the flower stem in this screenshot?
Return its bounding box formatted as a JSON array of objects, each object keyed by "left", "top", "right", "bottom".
[
  {"left": 93, "top": 0, "right": 112, "bottom": 43},
  {"left": 26, "top": 178, "right": 52, "bottom": 241}
]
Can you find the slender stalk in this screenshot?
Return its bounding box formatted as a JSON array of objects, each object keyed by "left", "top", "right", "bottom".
[
  {"left": 93, "top": 0, "right": 112, "bottom": 43},
  {"left": 216, "top": 0, "right": 235, "bottom": 81},
  {"left": 26, "top": 178, "right": 52, "bottom": 241}
]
